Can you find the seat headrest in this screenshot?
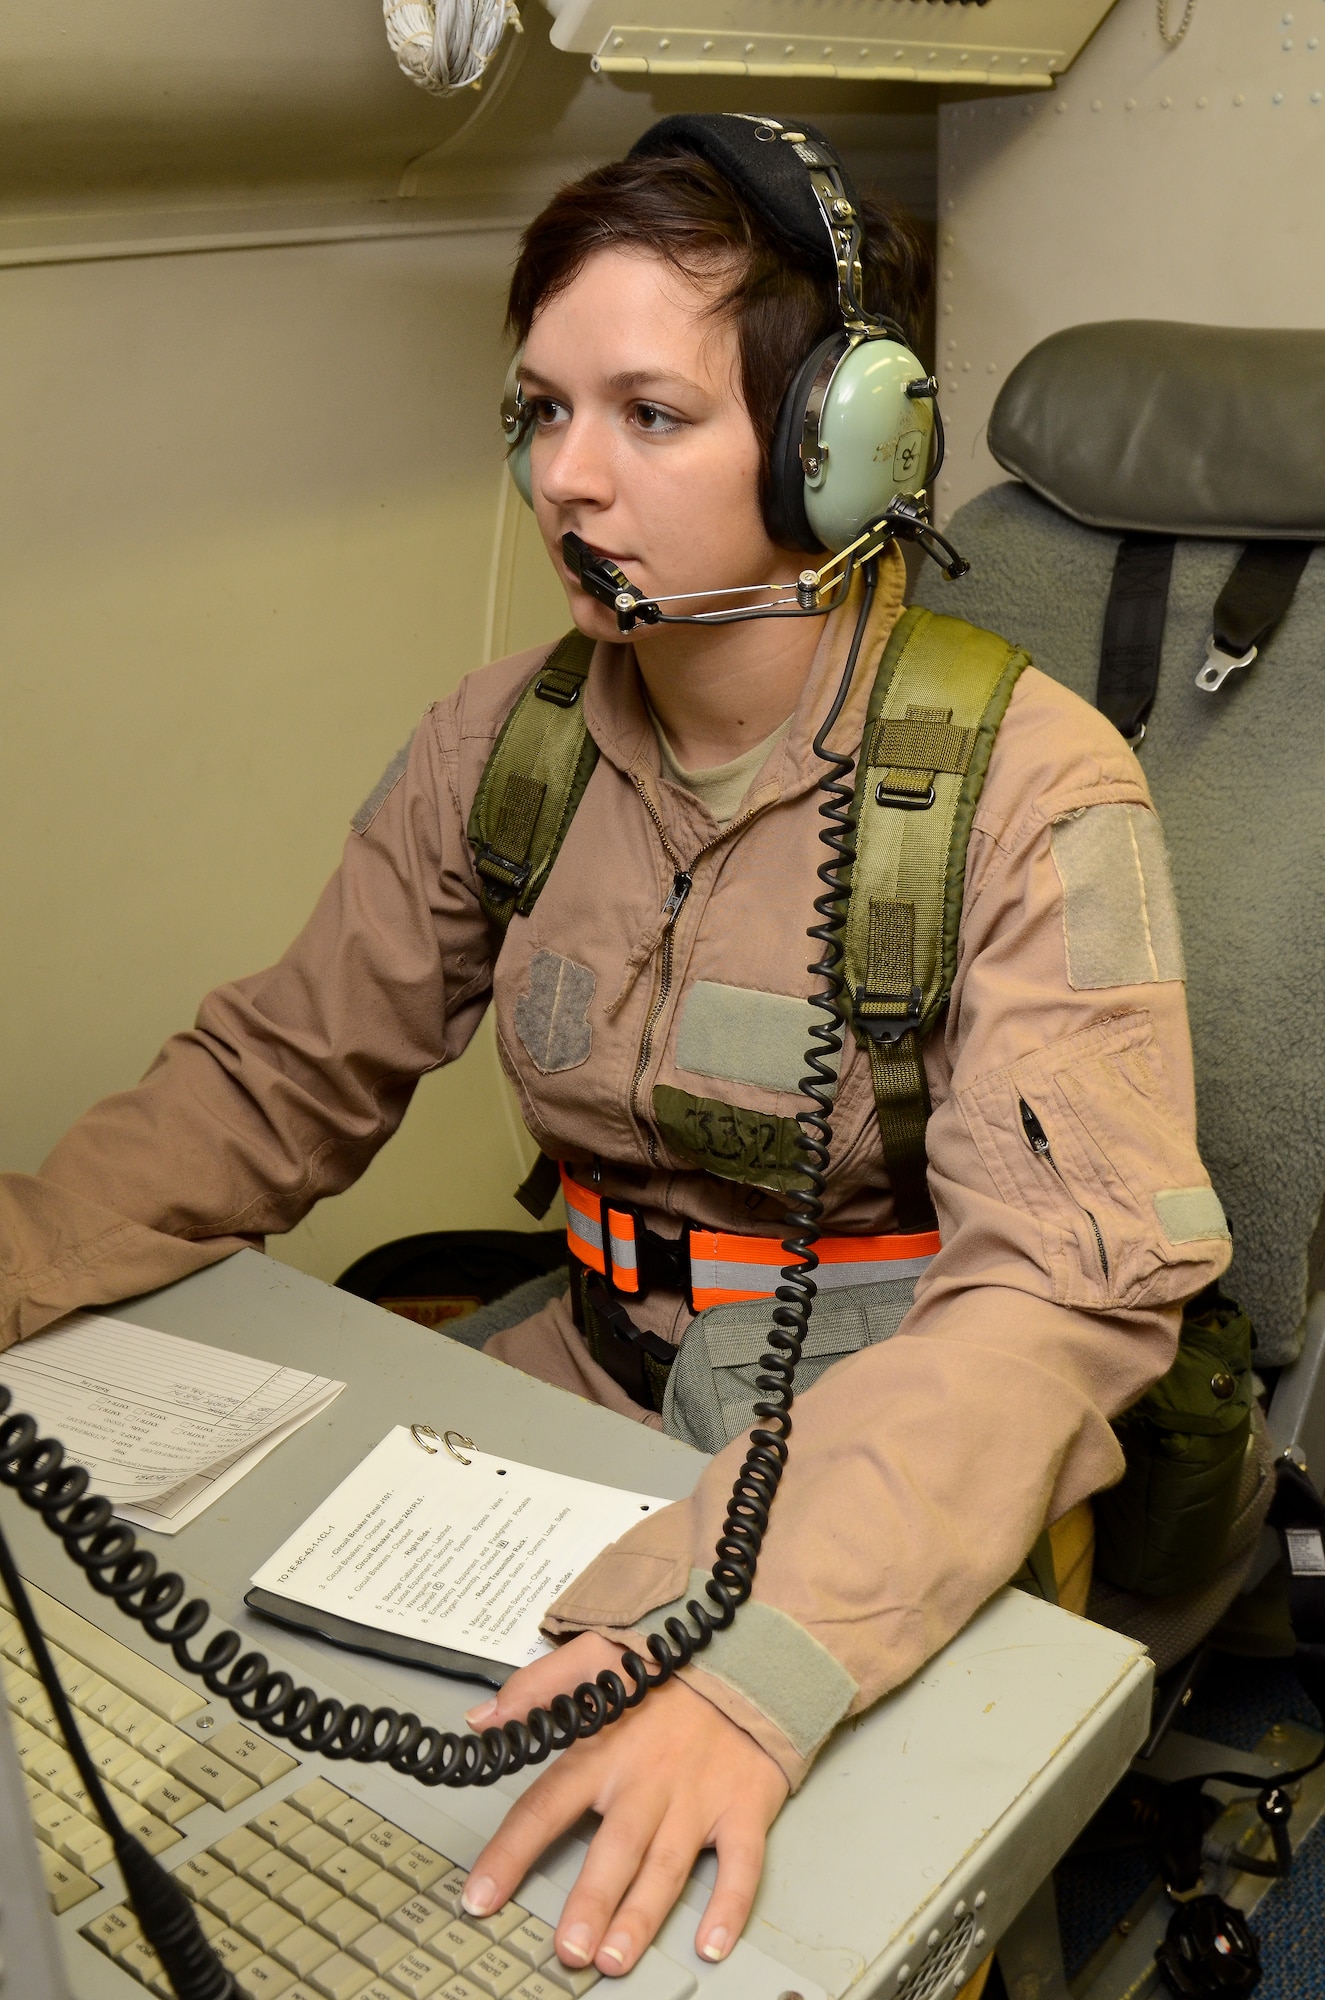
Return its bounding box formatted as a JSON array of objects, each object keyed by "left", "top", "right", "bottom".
[{"left": 987, "top": 320, "right": 1325, "bottom": 541}]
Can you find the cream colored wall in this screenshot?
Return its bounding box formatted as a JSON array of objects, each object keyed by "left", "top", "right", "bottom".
[
  {"left": 0, "top": 6, "right": 936, "bottom": 1284},
  {"left": 934, "top": 0, "right": 1325, "bottom": 522}
]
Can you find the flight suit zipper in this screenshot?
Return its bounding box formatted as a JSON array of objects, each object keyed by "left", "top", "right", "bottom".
[
  {"left": 1018, "top": 1097, "right": 1110, "bottom": 1282},
  {"left": 628, "top": 779, "right": 763, "bottom": 1164}
]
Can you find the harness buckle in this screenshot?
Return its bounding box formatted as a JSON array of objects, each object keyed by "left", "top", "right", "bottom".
[
  {"left": 1195, "top": 633, "right": 1257, "bottom": 693},
  {"left": 472, "top": 843, "right": 533, "bottom": 896},
  {"left": 855, "top": 983, "right": 924, "bottom": 1046},
  {"left": 601, "top": 1200, "right": 693, "bottom": 1310}
]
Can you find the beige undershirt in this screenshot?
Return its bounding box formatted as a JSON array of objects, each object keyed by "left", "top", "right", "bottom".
[{"left": 649, "top": 707, "right": 793, "bottom": 825}]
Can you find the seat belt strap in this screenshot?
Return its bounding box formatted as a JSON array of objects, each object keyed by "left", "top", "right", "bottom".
[
  {"left": 466, "top": 631, "right": 599, "bottom": 930},
  {"left": 845, "top": 608, "right": 1029, "bottom": 1231},
  {"left": 1096, "top": 533, "right": 1177, "bottom": 746},
  {"left": 1197, "top": 541, "right": 1314, "bottom": 693}
]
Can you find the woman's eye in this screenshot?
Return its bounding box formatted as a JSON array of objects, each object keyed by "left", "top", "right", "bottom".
[
  {"left": 530, "top": 397, "right": 566, "bottom": 427},
  {"left": 632, "top": 402, "right": 682, "bottom": 435}
]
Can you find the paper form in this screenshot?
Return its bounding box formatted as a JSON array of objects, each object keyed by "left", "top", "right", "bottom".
[
  {"left": 250, "top": 1426, "right": 669, "bottom": 1669},
  {"left": 0, "top": 1312, "right": 344, "bottom": 1533}
]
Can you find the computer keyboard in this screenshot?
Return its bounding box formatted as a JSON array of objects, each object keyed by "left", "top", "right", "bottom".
[{"left": 1, "top": 1580, "right": 688, "bottom": 2000}]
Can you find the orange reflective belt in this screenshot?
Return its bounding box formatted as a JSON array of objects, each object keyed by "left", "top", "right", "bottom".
[{"left": 561, "top": 1167, "right": 939, "bottom": 1313}]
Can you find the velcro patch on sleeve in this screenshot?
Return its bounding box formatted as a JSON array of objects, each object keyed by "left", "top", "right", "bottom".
[
  {"left": 675, "top": 981, "right": 835, "bottom": 1095},
  {"left": 635, "top": 1567, "right": 858, "bottom": 1759},
  {"left": 1154, "top": 1186, "right": 1230, "bottom": 1244},
  {"left": 351, "top": 732, "right": 414, "bottom": 835},
  {"left": 1051, "top": 803, "right": 1186, "bottom": 990}
]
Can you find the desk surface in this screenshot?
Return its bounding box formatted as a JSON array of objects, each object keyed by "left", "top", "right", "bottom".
[{"left": 5, "top": 1251, "right": 1152, "bottom": 2000}]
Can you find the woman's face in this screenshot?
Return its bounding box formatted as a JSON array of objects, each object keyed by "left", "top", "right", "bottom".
[{"left": 519, "top": 247, "right": 796, "bottom": 644}]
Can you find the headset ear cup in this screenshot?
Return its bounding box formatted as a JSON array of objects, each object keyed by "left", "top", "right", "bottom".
[{"left": 765, "top": 332, "right": 848, "bottom": 554}]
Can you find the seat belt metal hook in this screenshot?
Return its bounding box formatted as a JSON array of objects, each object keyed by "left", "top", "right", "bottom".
[{"left": 1196, "top": 633, "right": 1257, "bottom": 694}]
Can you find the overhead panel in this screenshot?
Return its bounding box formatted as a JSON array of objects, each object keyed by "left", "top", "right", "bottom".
[{"left": 544, "top": 0, "right": 1122, "bottom": 87}]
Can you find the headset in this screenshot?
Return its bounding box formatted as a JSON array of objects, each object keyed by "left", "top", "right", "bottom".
[{"left": 499, "top": 112, "right": 967, "bottom": 631}]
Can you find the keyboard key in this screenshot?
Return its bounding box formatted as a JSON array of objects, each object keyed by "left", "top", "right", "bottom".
[
  {"left": 240, "top": 1901, "right": 303, "bottom": 1954},
  {"left": 207, "top": 1875, "right": 269, "bottom": 1926},
  {"left": 83, "top": 1903, "right": 144, "bottom": 1955},
  {"left": 506, "top": 1919, "right": 557, "bottom": 1970},
  {"left": 19, "top": 1579, "right": 205, "bottom": 1722},
  {"left": 140, "top": 1716, "right": 195, "bottom": 1766},
  {"left": 438, "top": 1979, "right": 485, "bottom": 2000},
  {"left": 542, "top": 1966, "right": 600, "bottom": 1998},
  {"left": 58, "top": 1812, "right": 114, "bottom": 1872},
  {"left": 275, "top": 1924, "right": 338, "bottom": 1978},
  {"left": 430, "top": 1920, "right": 489, "bottom": 1973},
  {"left": 146, "top": 1774, "right": 207, "bottom": 1824},
  {"left": 470, "top": 1903, "right": 526, "bottom": 1946},
  {"left": 119, "top": 1754, "right": 176, "bottom": 1804},
  {"left": 211, "top": 1720, "right": 300, "bottom": 1786},
  {"left": 391, "top": 1895, "right": 450, "bottom": 1948},
  {"left": 197, "top": 1906, "right": 227, "bottom": 1941},
  {"left": 28, "top": 1785, "right": 84, "bottom": 1843},
  {"left": 351, "top": 1920, "right": 413, "bottom": 1974},
  {"left": 119, "top": 1937, "right": 166, "bottom": 1985},
  {"left": 314, "top": 1896, "right": 376, "bottom": 1950},
  {"left": 115, "top": 1698, "right": 161, "bottom": 1748},
  {"left": 175, "top": 1850, "right": 233, "bottom": 1899},
  {"left": 390, "top": 1949, "right": 450, "bottom": 1998},
  {"left": 309, "top": 1950, "right": 371, "bottom": 1998},
  {"left": 87, "top": 1734, "right": 139, "bottom": 1783},
  {"left": 322, "top": 1797, "right": 382, "bottom": 1845},
  {"left": 511, "top": 1975, "right": 592, "bottom": 2000},
  {"left": 80, "top": 1678, "right": 133, "bottom": 1731},
  {"left": 354, "top": 1867, "right": 413, "bottom": 1919},
  {"left": 431, "top": 1866, "right": 470, "bottom": 1916},
  {"left": 39, "top": 1844, "right": 98, "bottom": 1911},
  {"left": 235, "top": 1955, "right": 299, "bottom": 1997},
  {"left": 121, "top": 1804, "right": 181, "bottom": 1855},
  {"left": 170, "top": 1740, "right": 260, "bottom": 1810},
  {"left": 280, "top": 1868, "right": 341, "bottom": 1923},
  {"left": 390, "top": 1842, "right": 449, "bottom": 1893},
  {"left": 216, "top": 1825, "right": 274, "bottom": 1873},
  {"left": 292, "top": 1777, "right": 348, "bottom": 1822},
  {"left": 319, "top": 1845, "right": 379, "bottom": 1897},
  {"left": 213, "top": 1925, "right": 263, "bottom": 1974},
  {"left": 356, "top": 1820, "right": 413, "bottom": 1866},
  {"left": 469, "top": 1946, "right": 528, "bottom": 1998},
  {"left": 287, "top": 1823, "right": 347, "bottom": 1872},
  {"left": 253, "top": 1799, "right": 313, "bottom": 1846},
  {"left": 248, "top": 1849, "right": 308, "bottom": 1900}
]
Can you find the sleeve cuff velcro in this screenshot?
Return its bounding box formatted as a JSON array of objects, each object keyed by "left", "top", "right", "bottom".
[{"left": 634, "top": 1568, "right": 858, "bottom": 1760}]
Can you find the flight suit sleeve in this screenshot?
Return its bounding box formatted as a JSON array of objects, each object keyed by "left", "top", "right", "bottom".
[
  {"left": 0, "top": 704, "right": 494, "bottom": 1348},
  {"left": 542, "top": 710, "right": 1233, "bottom": 1790}
]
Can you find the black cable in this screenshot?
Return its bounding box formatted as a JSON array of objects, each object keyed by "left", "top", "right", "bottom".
[
  {"left": 0, "top": 1517, "right": 237, "bottom": 1999},
  {"left": 0, "top": 564, "right": 878, "bottom": 1804}
]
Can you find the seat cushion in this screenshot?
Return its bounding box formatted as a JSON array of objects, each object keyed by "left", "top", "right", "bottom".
[{"left": 915, "top": 480, "right": 1325, "bottom": 1362}]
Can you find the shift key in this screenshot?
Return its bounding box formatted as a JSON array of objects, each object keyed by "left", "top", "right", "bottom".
[{"left": 168, "top": 1742, "right": 260, "bottom": 1810}]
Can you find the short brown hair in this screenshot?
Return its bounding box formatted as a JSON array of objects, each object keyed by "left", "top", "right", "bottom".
[{"left": 506, "top": 150, "right": 931, "bottom": 509}]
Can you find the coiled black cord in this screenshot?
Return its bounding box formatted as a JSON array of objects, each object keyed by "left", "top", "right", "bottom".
[{"left": 0, "top": 563, "right": 878, "bottom": 1800}]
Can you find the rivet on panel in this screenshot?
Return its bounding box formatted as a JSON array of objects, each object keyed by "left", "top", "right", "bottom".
[
  {"left": 1197, "top": 95, "right": 1207, "bottom": 106},
  {"left": 702, "top": 39, "right": 713, "bottom": 49},
  {"left": 1056, "top": 100, "right": 1068, "bottom": 112},
  {"left": 1310, "top": 34, "right": 1320, "bottom": 47},
  {"left": 784, "top": 43, "right": 795, "bottom": 54},
  {"left": 1285, "top": 37, "right": 1295, "bottom": 47},
  {"left": 1091, "top": 97, "right": 1102, "bottom": 110},
  {"left": 1274, "top": 89, "right": 1285, "bottom": 101},
  {"left": 1125, "top": 96, "right": 1136, "bottom": 109},
  {"left": 658, "top": 36, "right": 669, "bottom": 47},
  {"left": 953, "top": 1901, "right": 967, "bottom": 1918},
  {"left": 1161, "top": 94, "right": 1172, "bottom": 107},
  {"left": 897, "top": 1968, "right": 911, "bottom": 1986},
  {"left": 1234, "top": 91, "right": 1245, "bottom": 103},
  {"left": 1313, "top": 88, "right": 1322, "bottom": 100},
  {"left": 987, "top": 362, "right": 998, "bottom": 373},
  {"left": 990, "top": 53, "right": 1000, "bottom": 63},
  {"left": 613, "top": 35, "right": 623, "bottom": 45},
  {"left": 974, "top": 1892, "right": 987, "bottom": 1909}
]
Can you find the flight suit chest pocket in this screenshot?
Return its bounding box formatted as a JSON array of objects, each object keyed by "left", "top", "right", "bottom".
[{"left": 959, "top": 1013, "right": 1229, "bottom": 1311}]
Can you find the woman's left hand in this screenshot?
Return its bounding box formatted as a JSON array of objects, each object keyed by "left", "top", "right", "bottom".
[{"left": 460, "top": 1633, "right": 789, "bottom": 1978}]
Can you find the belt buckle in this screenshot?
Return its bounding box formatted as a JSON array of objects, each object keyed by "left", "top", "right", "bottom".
[{"left": 601, "top": 1200, "right": 693, "bottom": 1310}]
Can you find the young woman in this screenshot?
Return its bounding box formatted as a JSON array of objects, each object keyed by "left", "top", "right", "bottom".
[{"left": 1, "top": 117, "right": 1230, "bottom": 1980}]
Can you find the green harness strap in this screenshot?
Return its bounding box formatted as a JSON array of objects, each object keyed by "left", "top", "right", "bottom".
[
  {"left": 466, "top": 631, "right": 599, "bottom": 930},
  {"left": 842, "top": 607, "right": 1030, "bottom": 1229},
  {"left": 468, "top": 612, "right": 1029, "bottom": 1227}
]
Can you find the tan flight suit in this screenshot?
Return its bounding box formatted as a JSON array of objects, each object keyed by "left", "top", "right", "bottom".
[{"left": 0, "top": 547, "right": 1231, "bottom": 1794}]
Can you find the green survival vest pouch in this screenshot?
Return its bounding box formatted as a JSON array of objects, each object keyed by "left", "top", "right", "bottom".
[
  {"left": 466, "top": 630, "right": 599, "bottom": 931},
  {"left": 841, "top": 607, "right": 1029, "bottom": 1229},
  {"left": 1093, "top": 1287, "right": 1256, "bottom": 1598}
]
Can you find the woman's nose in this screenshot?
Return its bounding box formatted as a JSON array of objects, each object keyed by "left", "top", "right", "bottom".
[{"left": 537, "top": 414, "right": 615, "bottom": 510}]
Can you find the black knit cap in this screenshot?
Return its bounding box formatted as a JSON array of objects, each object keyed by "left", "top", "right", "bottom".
[{"left": 627, "top": 114, "right": 854, "bottom": 274}]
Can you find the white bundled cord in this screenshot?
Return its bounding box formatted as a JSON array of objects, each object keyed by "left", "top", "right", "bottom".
[{"left": 384, "top": 0, "right": 521, "bottom": 95}]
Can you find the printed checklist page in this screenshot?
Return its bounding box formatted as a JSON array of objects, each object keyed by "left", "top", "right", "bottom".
[
  {"left": 0, "top": 1312, "right": 344, "bottom": 1532},
  {"left": 250, "top": 1426, "right": 669, "bottom": 1670}
]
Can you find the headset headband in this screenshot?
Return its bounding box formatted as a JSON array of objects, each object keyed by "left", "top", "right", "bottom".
[{"left": 627, "top": 113, "right": 894, "bottom": 337}]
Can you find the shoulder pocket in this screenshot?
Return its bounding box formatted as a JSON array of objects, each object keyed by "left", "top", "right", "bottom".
[{"left": 960, "top": 1013, "right": 1229, "bottom": 1311}]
